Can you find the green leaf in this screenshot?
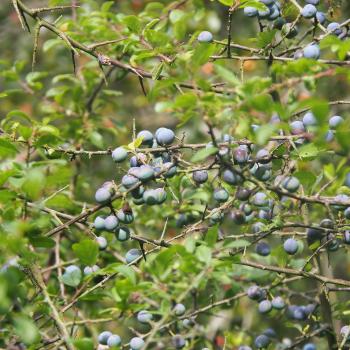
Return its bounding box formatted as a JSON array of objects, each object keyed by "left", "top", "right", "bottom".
[
  {"left": 292, "top": 143, "right": 320, "bottom": 160},
  {"left": 13, "top": 316, "right": 40, "bottom": 345},
  {"left": 123, "top": 15, "right": 141, "bottom": 33},
  {"left": 215, "top": 64, "right": 241, "bottom": 86},
  {"left": 205, "top": 226, "right": 218, "bottom": 247},
  {"left": 114, "top": 264, "right": 137, "bottom": 285},
  {"left": 191, "top": 43, "right": 217, "bottom": 67},
  {"left": 72, "top": 239, "right": 99, "bottom": 265},
  {"left": 239, "top": 0, "right": 267, "bottom": 11},
  {"left": 73, "top": 338, "right": 94, "bottom": 350},
  {"left": 191, "top": 147, "right": 218, "bottom": 163},
  {"left": 224, "top": 239, "right": 250, "bottom": 248},
  {"left": 29, "top": 236, "right": 56, "bottom": 248},
  {"left": 61, "top": 268, "right": 82, "bottom": 287},
  {"left": 43, "top": 39, "right": 62, "bottom": 52},
  {"left": 22, "top": 169, "right": 46, "bottom": 200},
  {"left": 0, "top": 138, "right": 17, "bottom": 157},
  {"left": 217, "top": 0, "right": 233, "bottom": 5},
  {"left": 196, "top": 245, "right": 212, "bottom": 265},
  {"left": 127, "top": 136, "right": 144, "bottom": 151}
]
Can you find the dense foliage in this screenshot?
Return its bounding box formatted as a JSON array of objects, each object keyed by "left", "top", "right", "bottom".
[{"left": 1, "top": 0, "right": 350, "bottom": 349}]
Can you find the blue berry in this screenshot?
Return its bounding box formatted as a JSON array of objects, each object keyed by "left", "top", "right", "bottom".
[
  {"left": 121, "top": 174, "right": 138, "bottom": 188},
  {"left": 301, "top": 4, "right": 317, "bottom": 18},
  {"left": 104, "top": 215, "right": 119, "bottom": 231},
  {"left": 254, "top": 334, "right": 270, "bottom": 348},
  {"left": 125, "top": 249, "right": 142, "bottom": 264},
  {"left": 233, "top": 145, "right": 249, "bottom": 164},
  {"left": 96, "top": 236, "right": 107, "bottom": 250},
  {"left": 222, "top": 169, "right": 242, "bottom": 185},
  {"left": 155, "top": 127, "right": 175, "bottom": 146},
  {"left": 303, "top": 343, "right": 316, "bottom": 350},
  {"left": 263, "top": 328, "right": 276, "bottom": 338},
  {"left": 283, "top": 238, "right": 299, "bottom": 255},
  {"left": 130, "top": 337, "right": 145, "bottom": 350},
  {"left": 255, "top": 241, "right": 271, "bottom": 256},
  {"left": 172, "top": 335, "right": 186, "bottom": 349},
  {"left": 112, "top": 146, "right": 128, "bottom": 162},
  {"left": 93, "top": 216, "right": 105, "bottom": 230},
  {"left": 131, "top": 165, "right": 155, "bottom": 182},
  {"left": 193, "top": 170, "right": 208, "bottom": 184},
  {"left": 98, "top": 331, "right": 112, "bottom": 345},
  {"left": 137, "top": 130, "right": 153, "bottom": 146},
  {"left": 173, "top": 303, "right": 186, "bottom": 316},
  {"left": 198, "top": 31, "right": 213, "bottom": 42},
  {"left": 244, "top": 6, "right": 258, "bottom": 17},
  {"left": 252, "top": 192, "right": 269, "bottom": 207},
  {"left": 343, "top": 231, "right": 350, "bottom": 244},
  {"left": 214, "top": 188, "right": 229, "bottom": 202},
  {"left": 316, "top": 11, "right": 326, "bottom": 24},
  {"left": 95, "top": 187, "right": 112, "bottom": 203},
  {"left": 329, "top": 115, "right": 344, "bottom": 128},
  {"left": 271, "top": 296, "right": 285, "bottom": 309},
  {"left": 327, "top": 22, "right": 342, "bottom": 35},
  {"left": 303, "top": 112, "right": 317, "bottom": 126},
  {"left": 303, "top": 44, "right": 320, "bottom": 59},
  {"left": 282, "top": 176, "right": 300, "bottom": 192},
  {"left": 107, "top": 334, "right": 121, "bottom": 347},
  {"left": 117, "top": 209, "right": 134, "bottom": 224},
  {"left": 325, "top": 130, "right": 334, "bottom": 142},
  {"left": 137, "top": 310, "right": 153, "bottom": 323},
  {"left": 258, "top": 300, "right": 272, "bottom": 314},
  {"left": 115, "top": 226, "right": 130, "bottom": 241},
  {"left": 247, "top": 285, "right": 264, "bottom": 300}
]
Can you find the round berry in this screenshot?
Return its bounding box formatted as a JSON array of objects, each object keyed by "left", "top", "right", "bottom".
[
  {"left": 172, "top": 335, "right": 186, "bottom": 349},
  {"left": 193, "top": 170, "right": 208, "bottom": 184},
  {"left": 112, "top": 146, "right": 128, "bottom": 163},
  {"left": 117, "top": 209, "right": 134, "bottom": 224},
  {"left": 96, "top": 236, "right": 107, "bottom": 250},
  {"left": 303, "top": 343, "right": 316, "bottom": 350},
  {"left": 197, "top": 31, "right": 213, "bottom": 43},
  {"left": 301, "top": 4, "right": 317, "bottom": 18},
  {"left": 121, "top": 174, "right": 138, "bottom": 189},
  {"left": 327, "top": 22, "right": 342, "bottom": 35},
  {"left": 107, "top": 334, "right": 121, "bottom": 347},
  {"left": 329, "top": 115, "right": 344, "bottom": 128},
  {"left": 125, "top": 249, "right": 142, "bottom": 264},
  {"left": 222, "top": 169, "right": 242, "bottom": 185},
  {"left": 104, "top": 215, "right": 119, "bottom": 231},
  {"left": 95, "top": 187, "right": 112, "bottom": 203},
  {"left": 130, "top": 336, "right": 145, "bottom": 350},
  {"left": 214, "top": 188, "right": 229, "bottom": 202},
  {"left": 137, "top": 310, "right": 153, "bottom": 323},
  {"left": 303, "top": 112, "right": 317, "bottom": 126},
  {"left": 155, "top": 127, "right": 175, "bottom": 146},
  {"left": 258, "top": 300, "right": 272, "bottom": 314},
  {"left": 316, "top": 11, "right": 326, "bottom": 24},
  {"left": 137, "top": 130, "right": 153, "bottom": 146},
  {"left": 255, "top": 241, "right": 271, "bottom": 256},
  {"left": 272, "top": 296, "right": 285, "bottom": 310},
  {"left": 93, "top": 216, "right": 105, "bottom": 230},
  {"left": 254, "top": 334, "right": 270, "bottom": 349},
  {"left": 98, "top": 331, "right": 112, "bottom": 345},
  {"left": 244, "top": 6, "right": 258, "bottom": 17},
  {"left": 303, "top": 44, "right": 320, "bottom": 60},
  {"left": 173, "top": 303, "right": 186, "bottom": 316},
  {"left": 284, "top": 238, "right": 299, "bottom": 255},
  {"left": 115, "top": 226, "right": 130, "bottom": 241}
]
